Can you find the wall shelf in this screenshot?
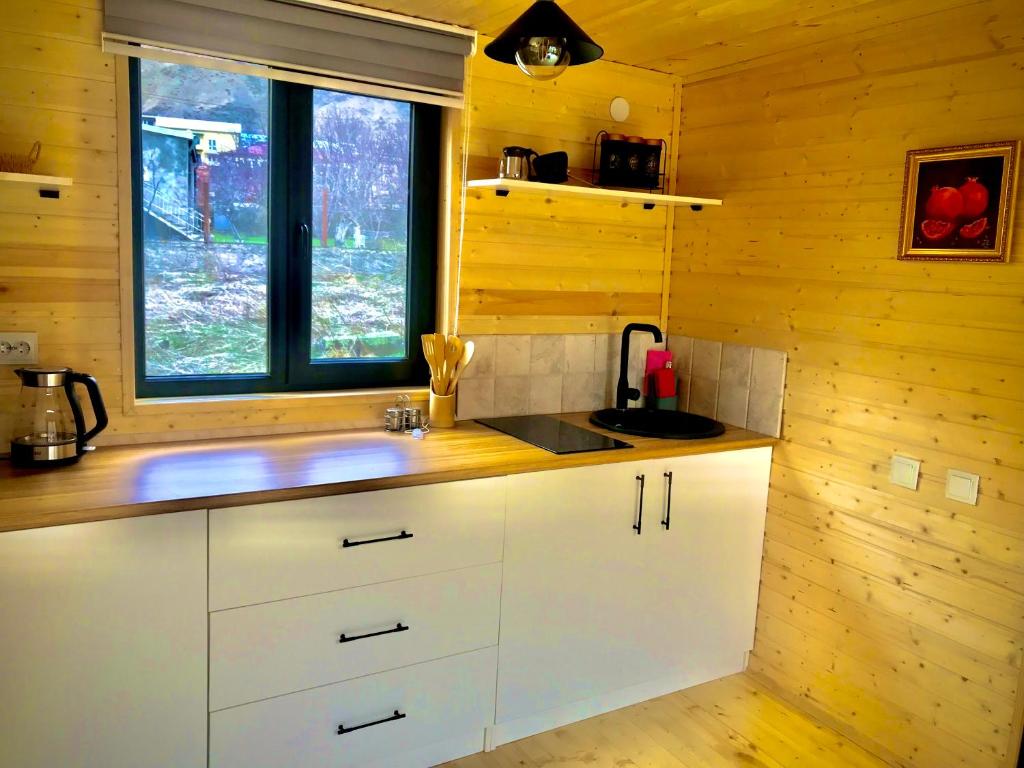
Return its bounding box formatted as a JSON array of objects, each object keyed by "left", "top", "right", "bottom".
[
  {"left": 466, "top": 178, "right": 722, "bottom": 211},
  {"left": 0, "top": 171, "right": 73, "bottom": 199}
]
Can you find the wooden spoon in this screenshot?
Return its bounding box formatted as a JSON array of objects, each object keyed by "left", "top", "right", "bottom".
[
  {"left": 446, "top": 340, "right": 475, "bottom": 395},
  {"left": 441, "top": 335, "right": 464, "bottom": 395}
]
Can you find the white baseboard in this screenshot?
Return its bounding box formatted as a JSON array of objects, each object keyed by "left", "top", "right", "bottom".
[{"left": 491, "top": 649, "right": 746, "bottom": 748}]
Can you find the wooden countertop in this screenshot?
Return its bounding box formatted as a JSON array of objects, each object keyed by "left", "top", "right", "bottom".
[{"left": 0, "top": 414, "right": 774, "bottom": 532}]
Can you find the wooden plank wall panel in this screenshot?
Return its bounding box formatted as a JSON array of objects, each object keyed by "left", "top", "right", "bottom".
[
  {"left": 456, "top": 43, "right": 676, "bottom": 335},
  {"left": 668, "top": 3, "right": 1024, "bottom": 766},
  {"left": 0, "top": 0, "right": 120, "bottom": 445},
  {"left": 0, "top": 7, "right": 678, "bottom": 444}
]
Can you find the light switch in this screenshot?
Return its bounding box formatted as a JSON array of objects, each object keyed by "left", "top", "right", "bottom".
[
  {"left": 890, "top": 455, "right": 920, "bottom": 490},
  {"left": 946, "top": 469, "right": 979, "bottom": 505}
]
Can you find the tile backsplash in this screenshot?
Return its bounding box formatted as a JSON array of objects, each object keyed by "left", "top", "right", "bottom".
[
  {"left": 458, "top": 334, "right": 612, "bottom": 420},
  {"left": 667, "top": 336, "right": 787, "bottom": 437},
  {"left": 456, "top": 333, "right": 787, "bottom": 438}
]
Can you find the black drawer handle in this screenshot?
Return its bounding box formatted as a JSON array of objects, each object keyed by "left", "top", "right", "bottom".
[
  {"left": 633, "top": 474, "right": 645, "bottom": 535},
  {"left": 342, "top": 530, "right": 413, "bottom": 548},
  {"left": 662, "top": 471, "right": 673, "bottom": 530},
  {"left": 337, "top": 709, "right": 406, "bottom": 736},
  {"left": 339, "top": 622, "right": 409, "bottom": 644}
]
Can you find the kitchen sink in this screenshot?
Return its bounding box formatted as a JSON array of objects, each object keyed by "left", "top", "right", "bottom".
[{"left": 589, "top": 408, "right": 726, "bottom": 440}]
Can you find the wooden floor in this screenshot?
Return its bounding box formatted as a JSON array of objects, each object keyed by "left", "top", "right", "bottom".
[{"left": 442, "top": 674, "right": 892, "bottom": 768}]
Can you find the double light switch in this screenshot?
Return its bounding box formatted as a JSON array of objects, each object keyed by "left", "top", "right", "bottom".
[{"left": 890, "top": 454, "right": 979, "bottom": 506}]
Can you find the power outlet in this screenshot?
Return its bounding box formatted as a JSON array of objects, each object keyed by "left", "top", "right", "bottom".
[{"left": 0, "top": 332, "right": 39, "bottom": 364}]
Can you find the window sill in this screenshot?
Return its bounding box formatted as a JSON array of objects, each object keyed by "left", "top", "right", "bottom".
[{"left": 125, "top": 386, "right": 429, "bottom": 416}]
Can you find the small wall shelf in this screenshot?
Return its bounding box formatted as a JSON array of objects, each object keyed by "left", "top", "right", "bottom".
[
  {"left": 466, "top": 178, "right": 722, "bottom": 211},
  {"left": 0, "top": 171, "right": 73, "bottom": 199}
]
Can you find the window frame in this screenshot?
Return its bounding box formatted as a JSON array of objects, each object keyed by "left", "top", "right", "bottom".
[{"left": 129, "top": 57, "right": 439, "bottom": 399}]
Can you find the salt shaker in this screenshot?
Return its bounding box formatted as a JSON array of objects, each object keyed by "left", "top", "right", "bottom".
[{"left": 385, "top": 394, "right": 413, "bottom": 432}]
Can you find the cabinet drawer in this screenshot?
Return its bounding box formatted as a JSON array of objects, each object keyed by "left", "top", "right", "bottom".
[
  {"left": 209, "top": 476, "right": 506, "bottom": 609},
  {"left": 210, "top": 648, "right": 497, "bottom": 768},
  {"left": 210, "top": 564, "right": 501, "bottom": 710}
]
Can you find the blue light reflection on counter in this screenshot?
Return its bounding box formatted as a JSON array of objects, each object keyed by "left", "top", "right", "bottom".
[
  {"left": 129, "top": 439, "right": 409, "bottom": 502},
  {"left": 132, "top": 448, "right": 274, "bottom": 501},
  {"left": 303, "top": 449, "right": 404, "bottom": 486}
]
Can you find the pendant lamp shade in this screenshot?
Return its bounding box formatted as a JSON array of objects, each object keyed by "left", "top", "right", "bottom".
[{"left": 484, "top": 0, "right": 603, "bottom": 79}]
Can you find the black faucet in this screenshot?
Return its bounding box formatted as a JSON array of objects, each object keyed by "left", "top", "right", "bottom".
[{"left": 615, "top": 323, "right": 663, "bottom": 410}]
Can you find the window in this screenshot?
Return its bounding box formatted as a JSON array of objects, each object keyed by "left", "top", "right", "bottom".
[{"left": 130, "top": 58, "right": 439, "bottom": 397}]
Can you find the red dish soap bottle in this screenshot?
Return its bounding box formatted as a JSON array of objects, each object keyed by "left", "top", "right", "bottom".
[{"left": 647, "top": 359, "right": 678, "bottom": 411}]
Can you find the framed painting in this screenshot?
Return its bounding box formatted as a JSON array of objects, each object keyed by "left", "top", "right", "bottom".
[{"left": 897, "top": 140, "right": 1020, "bottom": 262}]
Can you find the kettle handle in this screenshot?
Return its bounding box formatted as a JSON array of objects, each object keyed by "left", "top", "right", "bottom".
[
  {"left": 526, "top": 148, "right": 539, "bottom": 180},
  {"left": 67, "top": 372, "right": 109, "bottom": 448}
]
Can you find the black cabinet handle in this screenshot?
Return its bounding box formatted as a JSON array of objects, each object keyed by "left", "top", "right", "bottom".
[
  {"left": 342, "top": 530, "right": 413, "bottom": 548},
  {"left": 339, "top": 622, "right": 409, "bottom": 644},
  {"left": 662, "top": 471, "right": 673, "bottom": 530},
  {"left": 337, "top": 709, "right": 406, "bottom": 736},
  {"left": 633, "top": 474, "right": 645, "bottom": 535}
]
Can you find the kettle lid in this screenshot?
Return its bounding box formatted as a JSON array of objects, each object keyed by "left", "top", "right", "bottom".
[
  {"left": 15, "top": 367, "right": 71, "bottom": 387},
  {"left": 503, "top": 145, "right": 534, "bottom": 156}
]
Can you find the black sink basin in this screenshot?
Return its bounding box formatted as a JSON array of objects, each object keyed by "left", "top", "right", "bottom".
[{"left": 589, "top": 408, "right": 725, "bottom": 440}]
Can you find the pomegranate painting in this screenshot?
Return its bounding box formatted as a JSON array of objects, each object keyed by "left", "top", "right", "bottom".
[{"left": 898, "top": 141, "right": 1019, "bottom": 261}]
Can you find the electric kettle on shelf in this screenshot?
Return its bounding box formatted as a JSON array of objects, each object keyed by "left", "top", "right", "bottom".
[
  {"left": 499, "top": 145, "right": 538, "bottom": 180},
  {"left": 9, "top": 367, "right": 108, "bottom": 467}
]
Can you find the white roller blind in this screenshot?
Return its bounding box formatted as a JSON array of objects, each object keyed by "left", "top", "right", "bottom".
[{"left": 102, "top": 0, "right": 476, "bottom": 107}]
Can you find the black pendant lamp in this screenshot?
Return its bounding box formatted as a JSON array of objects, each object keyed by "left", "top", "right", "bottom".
[{"left": 483, "top": 0, "right": 603, "bottom": 81}]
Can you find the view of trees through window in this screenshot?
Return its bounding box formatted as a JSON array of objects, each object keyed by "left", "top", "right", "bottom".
[
  {"left": 138, "top": 60, "right": 413, "bottom": 378},
  {"left": 311, "top": 90, "right": 411, "bottom": 361}
]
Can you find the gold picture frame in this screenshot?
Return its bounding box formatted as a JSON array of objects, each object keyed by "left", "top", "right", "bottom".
[{"left": 897, "top": 140, "right": 1019, "bottom": 262}]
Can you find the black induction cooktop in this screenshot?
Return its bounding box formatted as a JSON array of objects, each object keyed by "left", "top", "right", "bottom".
[{"left": 476, "top": 415, "right": 633, "bottom": 455}]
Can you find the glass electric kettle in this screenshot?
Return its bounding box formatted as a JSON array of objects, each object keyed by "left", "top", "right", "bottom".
[{"left": 10, "top": 368, "right": 108, "bottom": 467}]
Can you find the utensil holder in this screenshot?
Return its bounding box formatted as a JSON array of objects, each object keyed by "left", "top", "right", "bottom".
[{"left": 429, "top": 387, "right": 455, "bottom": 428}]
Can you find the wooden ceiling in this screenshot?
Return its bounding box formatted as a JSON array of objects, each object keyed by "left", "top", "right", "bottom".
[{"left": 348, "top": 0, "right": 986, "bottom": 81}]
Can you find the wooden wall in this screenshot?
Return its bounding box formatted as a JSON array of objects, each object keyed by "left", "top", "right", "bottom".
[
  {"left": 668, "top": 2, "right": 1024, "bottom": 766},
  {"left": 0, "top": 3, "right": 677, "bottom": 445},
  {"left": 456, "top": 46, "right": 677, "bottom": 336}
]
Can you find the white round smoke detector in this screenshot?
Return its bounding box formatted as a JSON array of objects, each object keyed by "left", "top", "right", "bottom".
[{"left": 609, "top": 96, "right": 630, "bottom": 122}]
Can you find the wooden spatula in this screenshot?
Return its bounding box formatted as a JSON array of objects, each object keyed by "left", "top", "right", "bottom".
[
  {"left": 432, "top": 333, "right": 447, "bottom": 389},
  {"left": 421, "top": 334, "right": 440, "bottom": 392}
]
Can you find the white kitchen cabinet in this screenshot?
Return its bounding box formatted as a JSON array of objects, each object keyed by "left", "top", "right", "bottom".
[
  {"left": 495, "top": 447, "right": 771, "bottom": 745},
  {"left": 209, "top": 476, "right": 506, "bottom": 610},
  {"left": 210, "top": 648, "right": 497, "bottom": 768},
  {"left": 210, "top": 563, "right": 502, "bottom": 710},
  {"left": 648, "top": 448, "right": 771, "bottom": 671},
  {"left": 0, "top": 444, "right": 771, "bottom": 767},
  {"left": 0, "top": 511, "right": 208, "bottom": 768},
  {"left": 208, "top": 478, "right": 508, "bottom": 768},
  {"left": 497, "top": 459, "right": 655, "bottom": 728}
]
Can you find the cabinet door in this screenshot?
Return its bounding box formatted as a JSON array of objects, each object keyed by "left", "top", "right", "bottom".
[
  {"left": 0, "top": 511, "right": 208, "bottom": 768},
  {"left": 648, "top": 447, "right": 771, "bottom": 669},
  {"left": 497, "top": 459, "right": 660, "bottom": 723}
]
